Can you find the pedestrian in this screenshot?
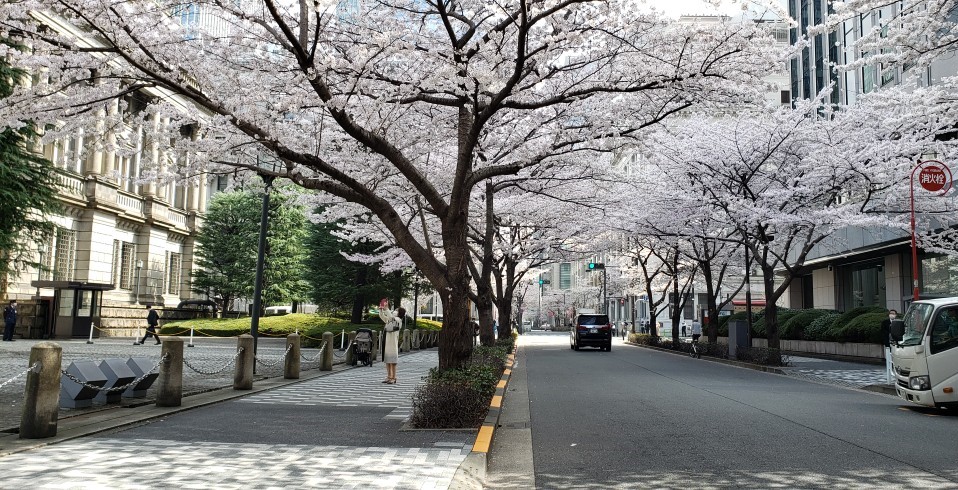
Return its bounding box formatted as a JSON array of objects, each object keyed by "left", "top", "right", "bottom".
[
  {"left": 621, "top": 322, "right": 627, "bottom": 340},
  {"left": 135, "top": 304, "right": 162, "bottom": 345},
  {"left": 691, "top": 321, "right": 702, "bottom": 343},
  {"left": 3, "top": 299, "right": 18, "bottom": 341},
  {"left": 881, "top": 309, "right": 898, "bottom": 384},
  {"left": 378, "top": 299, "right": 403, "bottom": 384},
  {"left": 681, "top": 324, "right": 687, "bottom": 337}
]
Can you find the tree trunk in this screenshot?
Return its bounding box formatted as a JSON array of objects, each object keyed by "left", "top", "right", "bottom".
[
  {"left": 497, "top": 295, "right": 513, "bottom": 338},
  {"left": 476, "top": 283, "right": 496, "bottom": 346},
  {"left": 671, "top": 267, "right": 681, "bottom": 347},
  {"left": 702, "top": 265, "right": 719, "bottom": 343},
  {"left": 437, "top": 206, "right": 473, "bottom": 370},
  {"left": 762, "top": 264, "right": 781, "bottom": 363}
]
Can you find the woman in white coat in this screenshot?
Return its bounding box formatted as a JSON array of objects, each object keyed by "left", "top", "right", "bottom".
[{"left": 379, "top": 302, "right": 405, "bottom": 384}]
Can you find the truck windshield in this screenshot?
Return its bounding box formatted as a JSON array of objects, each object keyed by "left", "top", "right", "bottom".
[{"left": 900, "top": 303, "right": 934, "bottom": 346}]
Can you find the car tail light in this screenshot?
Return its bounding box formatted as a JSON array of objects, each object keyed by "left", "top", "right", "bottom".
[{"left": 600, "top": 324, "right": 611, "bottom": 331}]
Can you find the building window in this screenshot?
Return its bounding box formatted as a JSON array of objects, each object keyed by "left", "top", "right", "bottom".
[
  {"left": 920, "top": 255, "right": 958, "bottom": 295},
  {"left": 841, "top": 262, "right": 885, "bottom": 310},
  {"left": 929, "top": 307, "right": 958, "bottom": 355},
  {"left": 780, "top": 90, "right": 791, "bottom": 104},
  {"left": 117, "top": 241, "right": 137, "bottom": 290},
  {"left": 560, "top": 263, "right": 572, "bottom": 289},
  {"left": 167, "top": 252, "right": 182, "bottom": 295},
  {"left": 53, "top": 228, "right": 77, "bottom": 281}
]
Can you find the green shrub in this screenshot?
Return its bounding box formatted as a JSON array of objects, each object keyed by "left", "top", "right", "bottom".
[
  {"left": 751, "top": 308, "right": 800, "bottom": 338},
  {"left": 825, "top": 306, "right": 886, "bottom": 341},
  {"left": 410, "top": 344, "right": 508, "bottom": 429},
  {"left": 780, "top": 309, "right": 835, "bottom": 340},
  {"left": 735, "top": 346, "right": 787, "bottom": 366},
  {"left": 828, "top": 311, "right": 888, "bottom": 344},
  {"left": 805, "top": 312, "right": 840, "bottom": 341},
  {"left": 833, "top": 306, "right": 887, "bottom": 330}
]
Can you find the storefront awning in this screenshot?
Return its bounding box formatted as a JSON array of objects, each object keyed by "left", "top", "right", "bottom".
[{"left": 30, "top": 280, "right": 115, "bottom": 291}]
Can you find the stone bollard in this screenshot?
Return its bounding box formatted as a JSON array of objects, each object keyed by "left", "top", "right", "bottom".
[
  {"left": 321, "top": 332, "right": 334, "bottom": 371},
  {"left": 156, "top": 337, "right": 184, "bottom": 407},
  {"left": 346, "top": 331, "right": 357, "bottom": 365},
  {"left": 400, "top": 329, "right": 410, "bottom": 353},
  {"left": 20, "top": 342, "right": 62, "bottom": 439},
  {"left": 412, "top": 329, "right": 420, "bottom": 350},
  {"left": 285, "top": 333, "right": 301, "bottom": 379},
  {"left": 234, "top": 334, "right": 254, "bottom": 390}
]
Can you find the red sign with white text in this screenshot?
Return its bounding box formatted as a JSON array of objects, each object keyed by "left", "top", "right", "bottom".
[{"left": 919, "top": 165, "right": 948, "bottom": 192}]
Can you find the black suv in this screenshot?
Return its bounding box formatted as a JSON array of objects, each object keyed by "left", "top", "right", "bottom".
[{"left": 570, "top": 313, "right": 612, "bottom": 351}]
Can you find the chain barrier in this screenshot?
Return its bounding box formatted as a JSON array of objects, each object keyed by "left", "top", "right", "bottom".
[
  {"left": 331, "top": 342, "right": 351, "bottom": 359},
  {"left": 60, "top": 355, "right": 168, "bottom": 393},
  {"left": 301, "top": 342, "right": 326, "bottom": 362},
  {"left": 255, "top": 343, "right": 292, "bottom": 367},
  {"left": 183, "top": 348, "right": 244, "bottom": 375},
  {"left": 0, "top": 362, "right": 41, "bottom": 391}
]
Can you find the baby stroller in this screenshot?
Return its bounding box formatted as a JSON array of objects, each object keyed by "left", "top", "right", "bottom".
[{"left": 354, "top": 328, "right": 374, "bottom": 366}]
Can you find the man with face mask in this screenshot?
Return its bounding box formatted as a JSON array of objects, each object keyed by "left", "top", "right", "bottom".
[{"left": 881, "top": 310, "right": 898, "bottom": 384}]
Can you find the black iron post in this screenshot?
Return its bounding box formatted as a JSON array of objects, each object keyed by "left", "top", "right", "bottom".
[
  {"left": 744, "top": 244, "right": 753, "bottom": 335},
  {"left": 250, "top": 174, "right": 275, "bottom": 370},
  {"left": 413, "top": 269, "right": 420, "bottom": 328}
]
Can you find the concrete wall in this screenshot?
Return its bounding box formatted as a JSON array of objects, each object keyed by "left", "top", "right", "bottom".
[
  {"left": 884, "top": 253, "right": 905, "bottom": 313},
  {"left": 811, "top": 268, "right": 836, "bottom": 310}
]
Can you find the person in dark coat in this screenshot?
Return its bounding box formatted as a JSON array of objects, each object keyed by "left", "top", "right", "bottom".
[
  {"left": 135, "top": 304, "right": 161, "bottom": 345},
  {"left": 881, "top": 309, "right": 898, "bottom": 384},
  {"left": 3, "top": 300, "right": 17, "bottom": 341}
]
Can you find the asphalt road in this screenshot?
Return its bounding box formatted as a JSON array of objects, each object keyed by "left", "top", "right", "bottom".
[{"left": 513, "top": 331, "right": 958, "bottom": 489}]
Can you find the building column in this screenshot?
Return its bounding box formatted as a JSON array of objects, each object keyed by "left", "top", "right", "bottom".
[
  {"left": 102, "top": 99, "right": 119, "bottom": 178},
  {"left": 142, "top": 114, "right": 160, "bottom": 198}
]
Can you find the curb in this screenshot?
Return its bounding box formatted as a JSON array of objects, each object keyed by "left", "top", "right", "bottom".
[
  {"left": 627, "top": 342, "right": 900, "bottom": 396},
  {"left": 626, "top": 341, "right": 787, "bottom": 375},
  {"left": 451, "top": 349, "right": 516, "bottom": 489}
]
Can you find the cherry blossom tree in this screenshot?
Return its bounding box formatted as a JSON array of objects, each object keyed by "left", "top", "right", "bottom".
[
  {"left": 633, "top": 94, "right": 949, "bottom": 359},
  {"left": 0, "top": 0, "right": 785, "bottom": 368}
]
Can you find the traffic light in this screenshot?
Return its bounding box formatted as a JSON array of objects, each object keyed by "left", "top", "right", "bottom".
[
  {"left": 588, "top": 262, "right": 605, "bottom": 270},
  {"left": 538, "top": 279, "right": 544, "bottom": 285}
]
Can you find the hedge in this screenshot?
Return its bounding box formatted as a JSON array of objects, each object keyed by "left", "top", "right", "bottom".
[
  {"left": 826, "top": 311, "right": 888, "bottom": 343},
  {"left": 159, "top": 313, "right": 442, "bottom": 347},
  {"left": 713, "top": 306, "right": 887, "bottom": 344},
  {"left": 780, "top": 309, "right": 836, "bottom": 340}
]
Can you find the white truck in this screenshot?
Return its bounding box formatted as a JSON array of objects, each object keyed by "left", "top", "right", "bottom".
[{"left": 890, "top": 298, "right": 958, "bottom": 409}]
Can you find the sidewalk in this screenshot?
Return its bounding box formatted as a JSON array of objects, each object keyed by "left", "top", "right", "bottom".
[
  {"left": 780, "top": 355, "right": 895, "bottom": 395},
  {"left": 0, "top": 349, "right": 476, "bottom": 489},
  {"left": 0, "top": 337, "right": 326, "bottom": 432}
]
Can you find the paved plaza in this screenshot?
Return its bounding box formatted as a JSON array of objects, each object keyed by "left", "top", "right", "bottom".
[
  {"left": 240, "top": 350, "right": 440, "bottom": 421},
  {"left": 0, "top": 336, "right": 327, "bottom": 430},
  {"left": 0, "top": 348, "right": 474, "bottom": 490}
]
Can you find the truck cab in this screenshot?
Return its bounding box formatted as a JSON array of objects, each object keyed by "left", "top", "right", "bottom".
[{"left": 891, "top": 298, "right": 958, "bottom": 409}]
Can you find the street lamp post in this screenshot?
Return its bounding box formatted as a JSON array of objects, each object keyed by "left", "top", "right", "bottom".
[
  {"left": 249, "top": 172, "right": 276, "bottom": 370},
  {"left": 744, "top": 245, "right": 753, "bottom": 335},
  {"left": 413, "top": 268, "right": 421, "bottom": 328},
  {"left": 134, "top": 260, "right": 143, "bottom": 305}
]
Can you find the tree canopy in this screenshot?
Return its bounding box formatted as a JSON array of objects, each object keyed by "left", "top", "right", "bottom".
[{"left": 0, "top": 37, "right": 60, "bottom": 293}]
